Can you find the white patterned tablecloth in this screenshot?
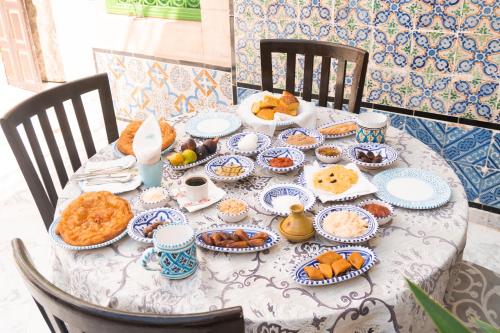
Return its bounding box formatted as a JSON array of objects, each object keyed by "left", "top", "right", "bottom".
[{"left": 52, "top": 107, "right": 468, "bottom": 333}]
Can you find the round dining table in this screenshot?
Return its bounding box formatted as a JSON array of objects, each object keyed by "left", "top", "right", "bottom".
[{"left": 51, "top": 106, "right": 468, "bottom": 333}]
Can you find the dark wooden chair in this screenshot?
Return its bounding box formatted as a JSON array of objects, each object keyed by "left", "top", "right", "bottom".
[
  {"left": 260, "top": 39, "right": 369, "bottom": 113},
  {"left": 11, "top": 238, "right": 245, "bottom": 333},
  {"left": 1, "top": 73, "right": 119, "bottom": 230}
]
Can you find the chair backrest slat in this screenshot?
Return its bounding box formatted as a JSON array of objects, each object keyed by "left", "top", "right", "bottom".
[
  {"left": 23, "top": 118, "right": 58, "bottom": 207},
  {"left": 302, "top": 54, "right": 314, "bottom": 102},
  {"left": 53, "top": 102, "right": 81, "bottom": 172},
  {"left": 285, "top": 53, "right": 296, "bottom": 94},
  {"left": 38, "top": 111, "right": 69, "bottom": 187},
  {"left": 260, "top": 39, "right": 369, "bottom": 113},
  {"left": 1, "top": 73, "right": 119, "bottom": 230},
  {"left": 334, "top": 59, "right": 347, "bottom": 110},
  {"left": 12, "top": 238, "right": 245, "bottom": 333},
  {"left": 318, "top": 57, "right": 331, "bottom": 107},
  {"left": 72, "top": 95, "right": 96, "bottom": 159},
  {"left": 34, "top": 298, "right": 56, "bottom": 333}
]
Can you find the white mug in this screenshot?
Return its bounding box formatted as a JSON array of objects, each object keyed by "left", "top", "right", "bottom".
[{"left": 184, "top": 176, "right": 208, "bottom": 202}]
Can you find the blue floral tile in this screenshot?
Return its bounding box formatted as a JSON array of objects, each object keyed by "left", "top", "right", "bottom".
[
  {"left": 405, "top": 117, "right": 446, "bottom": 153},
  {"left": 448, "top": 78, "right": 498, "bottom": 121},
  {"left": 372, "top": 28, "right": 412, "bottom": 69},
  {"left": 444, "top": 125, "right": 493, "bottom": 166},
  {"left": 334, "top": 0, "right": 373, "bottom": 26},
  {"left": 332, "top": 0, "right": 372, "bottom": 50},
  {"left": 298, "top": 0, "right": 332, "bottom": 41},
  {"left": 480, "top": 168, "right": 500, "bottom": 208},
  {"left": 411, "top": 32, "right": 457, "bottom": 74},
  {"left": 415, "top": 0, "right": 462, "bottom": 32},
  {"left": 365, "top": 69, "right": 407, "bottom": 107},
  {"left": 372, "top": 109, "right": 407, "bottom": 130},
  {"left": 373, "top": 0, "right": 414, "bottom": 29},
  {"left": 406, "top": 72, "right": 451, "bottom": 114},
  {"left": 487, "top": 132, "right": 499, "bottom": 169},
  {"left": 460, "top": 0, "right": 500, "bottom": 34},
  {"left": 266, "top": 0, "right": 299, "bottom": 39},
  {"left": 237, "top": 87, "right": 259, "bottom": 103},
  {"left": 456, "top": 33, "right": 499, "bottom": 80},
  {"left": 448, "top": 161, "right": 483, "bottom": 202}
]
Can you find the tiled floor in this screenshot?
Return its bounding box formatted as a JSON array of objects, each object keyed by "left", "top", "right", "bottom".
[{"left": 0, "top": 83, "right": 498, "bottom": 332}]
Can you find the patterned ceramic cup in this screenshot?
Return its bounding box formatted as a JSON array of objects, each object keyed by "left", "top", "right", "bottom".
[
  {"left": 141, "top": 224, "right": 197, "bottom": 279},
  {"left": 356, "top": 113, "right": 388, "bottom": 143}
]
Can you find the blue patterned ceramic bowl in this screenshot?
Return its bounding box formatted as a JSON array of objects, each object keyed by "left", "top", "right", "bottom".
[
  {"left": 314, "top": 205, "right": 378, "bottom": 244},
  {"left": 259, "top": 183, "right": 316, "bottom": 216},
  {"left": 195, "top": 224, "right": 280, "bottom": 253},
  {"left": 127, "top": 208, "right": 188, "bottom": 244},
  {"left": 278, "top": 127, "right": 324, "bottom": 150},
  {"left": 293, "top": 245, "right": 377, "bottom": 286},
  {"left": 345, "top": 143, "right": 398, "bottom": 170},
  {"left": 226, "top": 132, "right": 272, "bottom": 156},
  {"left": 205, "top": 155, "right": 255, "bottom": 182},
  {"left": 257, "top": 147, "right": 305, "bottom": 174},
  {"left": 185, "top": 112, "right": 241, "bottom": 138},
  {"left": 49, "top": 218, "right": 128, "bottom": 251},
  {"left": 357, "top": 199, "right": 395, "bottom": 226}
]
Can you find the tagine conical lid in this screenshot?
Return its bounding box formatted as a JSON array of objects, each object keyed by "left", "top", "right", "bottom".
[{"left": 281, "top": 204, "right": 314, "bottom": 236}]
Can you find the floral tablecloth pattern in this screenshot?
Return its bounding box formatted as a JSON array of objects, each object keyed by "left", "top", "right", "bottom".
[{"left": 52, "top": 107, "right": 468, "bottom": 333}]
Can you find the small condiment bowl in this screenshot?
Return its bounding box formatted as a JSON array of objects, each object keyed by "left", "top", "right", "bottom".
[
  {"left": 140, "top": 187, "right": 169, "bottom": 210},
  {"left": 315, "top": 144, "right": 342, "bottom": 164},
  {"left": 257, "top": 147, "right": 305, "bottom": 174},
  {"left": 217, "top": 197, "right": 249, "bottom": 223},
  {"left": 357, "top": 199, "right": 394, "bottom": 226}
]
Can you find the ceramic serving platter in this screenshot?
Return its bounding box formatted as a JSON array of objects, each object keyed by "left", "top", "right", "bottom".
[
  {"left": 257, "top": 146, "right": 305, "bottom": 174},
  {"left": 293, "top": 245, "right": 377, "bottom": 286},
  {"left": 278, "top": 128, "right": 325, "bottom": 150},
  {"left": 49, "top": 218, "right": 128, "bottom": 251},
  {"left": 345, "top": 143, "right": 399, "bottom": 170},
  {"left": 205, "top": 155, "right": 255, "bottom": 182},
  {"left": 372, "top": 168, "right": 451, "bottom": 209},
  {"left": 194, "top": 225, "right": 280, "bottom": 253},
  {"left": 165, "top": 148, "right": 220, "bottom": 171},
  {"left": 127, "top": 208, "right": 188, "bottom": 244},
  {"left": 314, "top": 205, "right": 378, "bottom": 244},
  {"left": 112, "top": 141, "right": 174, "bottom": 158},
  {"left": 317, "top": 118, "right": 357, "bottom": 139},
  {"left": 185, "top": 112, "right": 241, "bottom": 138},
  {"left": 226, "top": 132, "right": 272, "bottom": 156},
  {"left": 259, "top": 183, "right": 316, "bottom": 216}
]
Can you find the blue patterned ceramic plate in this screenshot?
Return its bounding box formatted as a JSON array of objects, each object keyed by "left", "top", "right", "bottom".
[
  {"left": 345, "top": 143, "right": 398, "bottom": 169},
  {"left": 195, "top": 224, "right": 280, "bottom": 253},
  {"left": 317, "top": 119, "right": 357, "bottom": 139},
  {"left": 226, "top": 132, "right": 272, "bottom": 156},
  {"left": 278, "top": 128, "right": 325, "bottom": 150},
  {"left": 49, "top": 218, "right": 128, "bottom": 251},
  {"left": 293, "top": 245, "right": 377, "bottom": 286},
  {"left": 165, "top": 147, "right": 220, "bottom": 171},
  {"left": 127, "top": 208, "right": 188, "bottom": 244},
  {"left": 372, "top": 168, "right": 451, "bottom": 209},
  {"left": 185, "top": 112, "right": 241, "bottom": 138},
  {"left": 112, "top": 141, "right": 174, "bottom": 158},
  {"left": 314, "top": 205, "right": 378, "bottom": 243},
  {"left": 205, "top": 155, "right": 255, "bottom": 182},
  {"left": 257, "top": 147, "right": 305, "bottom": 174},
  {"left": 259, "top": 183, "right": 316, "bottom": 216}
]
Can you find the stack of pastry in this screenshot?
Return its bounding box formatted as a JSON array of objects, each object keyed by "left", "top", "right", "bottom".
[{"left": 251, "top": 91, "right": 299, "bottom": 120}]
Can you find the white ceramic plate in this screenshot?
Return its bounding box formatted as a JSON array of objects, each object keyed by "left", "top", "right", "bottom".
[{"left": 185, "top": 112, "right": 241, "bottom": 138}]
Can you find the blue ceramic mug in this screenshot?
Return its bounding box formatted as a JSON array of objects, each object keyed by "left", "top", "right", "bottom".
[
  {"left": 356, "top": 112, "right": 388, "bottom": 143},
  {"left": 141, "top": 224, "right": 197, "bottom": 279}
]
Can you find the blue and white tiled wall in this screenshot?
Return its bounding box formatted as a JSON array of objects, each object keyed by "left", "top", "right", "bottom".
[{"left": 233, "top": 0, "right": 499, "bottom": 211}]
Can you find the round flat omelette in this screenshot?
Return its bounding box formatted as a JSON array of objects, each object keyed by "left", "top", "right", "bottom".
[
  {"left": 56, "top": 191, "right": 133, "bottom": 246},
  {"left": 313, "top": 165, "right": 359, "bottom": 194},
  {"left": 117, "top": 120, "right": 176, "bottom": 156}
]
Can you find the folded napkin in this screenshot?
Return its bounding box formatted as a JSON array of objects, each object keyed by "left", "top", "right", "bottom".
[
  {"left": 170, "top": 176, "right": 226, "bottom": 213},
  {"left": 84, "top": 155, "right": 136, "bottom": 172},
  {"left": 237, "top": 91, "right": 317, "bottom": 136},
  {"left": 132, "top": 116, "right": 162, "bottom": 165},
  {"left": 304, "top": 162, "right": 377, "bottom": 203}
]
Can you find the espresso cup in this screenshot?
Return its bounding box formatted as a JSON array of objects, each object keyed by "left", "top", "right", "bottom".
[
  {"left": 356, "top": 113, "right": 388, "bottom": 143},
  {"left": 141, "top": 224, "right": 197, "bottom": 279},
  {"left": 184, "top": 176, "right": 208, "bottom": 202}
]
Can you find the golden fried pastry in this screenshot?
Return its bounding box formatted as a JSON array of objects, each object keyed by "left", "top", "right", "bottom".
[
  {"left": 256, "top": 108, "right": 275, "bottom": 120},
  {"left": 319, "top": 122, "right": 356, "bottom": 135},
  {"left": 56, "top": 191, "right": 133, "bottom": 246},
  {"left": 261, "top": 95, "right": 280, "bottom": 108},
  {"left": 248, "top": 238, "right": 266, "bottom": 247},
  {"left": 304, "top": 266, "right": 324, "bottom": 280},
  {"left": 316, "top": 251, "right": 343, "bottom": 265},
  {"left": 313, "top": 165, "right": 359, "bottom": 194},
  {"left": 318, "top": 263, "right": 333, "bottom": 279},
  {"left": 252, "top": 91, "right": 299, "bottom": 120},
  {"left": 116, "top": 120, "right": 176, "bottom": 156},
  {"left": 331, "top": 258, "right": 352, "bottom": 276},
  {"left": 348, "top": 251, "right": 365, "bottom": 270}
]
